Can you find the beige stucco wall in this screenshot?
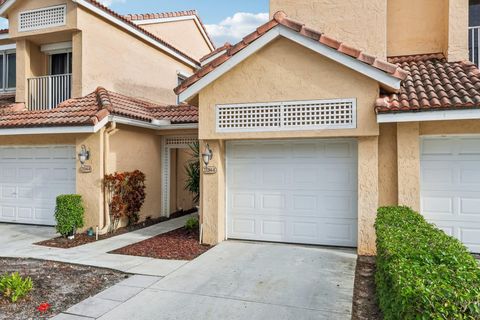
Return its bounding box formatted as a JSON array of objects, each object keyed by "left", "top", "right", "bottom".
[
  {"left": 108, "top": 125, "right": 163, "bottom": 220},
  {"left": 358, "top": 136, "right": 379, "bottom": 256},
  {"left": 447, "top": 0, "right": 469, "bottom": 62},
  {"left": 199, "top": 38, "right": 380, "bottom": 141},
  {"left": 6, "top": 0, "right": 78, "bottom": 39},
  {"left": 270, "top": 0, "right": 387, "bottom": 58},
  {"left": 378, "top": 123, "right": 398, "bottom": 207},
  {"left": 140, "top": 19, "right": 212, "bottom": 61},
  {"left": 77, "top": 7, "right": 195, "bottom": 104},
  {"left": 397, "top": 122, "right": 420, "bottom": 211}
]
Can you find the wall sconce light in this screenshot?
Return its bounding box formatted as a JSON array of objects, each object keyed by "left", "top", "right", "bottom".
[
  {"left": 78, "top": 145, "right": 90, "bottom": 165},
  {"left": 202, "top": 144, "right": 213, "bottom": 166},
  {"left": 201, "top": 143, "right": 216, "bottom": 174}
]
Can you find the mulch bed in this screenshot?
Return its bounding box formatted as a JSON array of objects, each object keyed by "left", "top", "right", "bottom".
[
  {"left": 36, "top": 209, "right": 196, "bottom": 249},
  {"left": 110, "top": 227, "right": 211, "bottom": 260},
  {"left": 0, "top": 258, "right": 126, "bottom": 320},
  {"left": 351, "top": 256, "right": 382, "bottom": 320}
]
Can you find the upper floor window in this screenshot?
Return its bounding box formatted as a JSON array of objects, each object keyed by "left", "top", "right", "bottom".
[
  {"left": 50, "top": 52, "right": 72, "bottom": 75},
  {"left": 470, "top": 0, "right": 480, "bottom": 27},
  {"left": 0, "top": 46, "right": 16, "bottom": 91}
]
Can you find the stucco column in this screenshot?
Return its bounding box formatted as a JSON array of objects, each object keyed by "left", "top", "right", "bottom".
[
  {"left": 358, "top": 136, "right": 379, "bottom": 256},
  {"left": 397, "top": 122, "right": 420, "bottom": 211},
  {"left": 200, "top": 139, "right": 226, "bottom": 245},
  {"left": 447, "top": 0, "right": 469, "bottom": 62},
  {"left": 15, "top": 39, "right": 30, "bottom": 104},
  {"left": 72, "top": 31, "right": 83, "bottom": 98}
]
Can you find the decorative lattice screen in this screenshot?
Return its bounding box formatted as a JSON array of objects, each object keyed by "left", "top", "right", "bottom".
[
  {"left": 164, "top": 136, "right": 198, "bottom": 147},
  {"left": 19, "top": 5, "right": 66, "bottom": 32},
  {"left": 216, "top": 99, "right": 357, "bottom": 132}
]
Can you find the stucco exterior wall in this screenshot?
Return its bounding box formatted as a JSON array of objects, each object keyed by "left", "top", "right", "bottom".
[
  {"left": 77, "top": 7, "right": 195, "bottom": 104},
  {"left": 447, "top": 0, "right": 469, "bottom": 62},
  {"left": 140, "top": 19, "right": 212, "bottom": 61},
  {"left": 358, "top": 136, "right": 379, "bottom": 256},
  {"left": 270, "top": 0, "right": 387, "bottom": 58},
  {"left": 378, "top": 123, "right": 398, "bottom": 206},
  {"left": 198, "top": 38, "right": 380, "bottom": 141},
  {"left": 397, "top": 122, "right": 420, "bottom": 211},
  {"left": 108, "top": 125, "right": 163, "bottom": 220},
  {"left": 6, "top": 0, "right": 78, "bottom": 39}
]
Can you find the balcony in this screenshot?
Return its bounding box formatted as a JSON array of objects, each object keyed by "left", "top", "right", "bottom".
[
  {"left": 469, "top": 26, "right": 480, "bottom": 66},
  {"left": 27, "top": 73, "right": 72, "bottom": 110}
]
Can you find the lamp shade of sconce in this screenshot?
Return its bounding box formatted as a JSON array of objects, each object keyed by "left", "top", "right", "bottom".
[
  {"left": 201, "top": 144, "right": 213, "bottom": 166},
  {"left": 78, "top": 145, "right": 90, "bottom": 165}
]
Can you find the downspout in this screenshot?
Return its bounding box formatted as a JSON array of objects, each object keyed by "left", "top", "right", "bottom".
[{"left": 98, "top": 121, "right": 118, "bottom": 235}]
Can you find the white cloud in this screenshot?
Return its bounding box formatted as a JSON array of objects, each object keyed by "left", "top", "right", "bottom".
[
  {"left": 205, "top": 12, "right": 269, "bottom": 46},
  {"left": 98, "top": 0, "right": 126, "bottom": 7}
]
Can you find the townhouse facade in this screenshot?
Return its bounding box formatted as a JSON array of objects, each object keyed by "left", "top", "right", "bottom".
[
  {"left": 0, "top": 0, "right": 212, "bottom": 230},
  {"left": 177, "top": 0, "right": 480, "bottom": 255}
]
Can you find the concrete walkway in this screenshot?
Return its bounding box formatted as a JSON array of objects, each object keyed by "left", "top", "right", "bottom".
[
  {"left": 53, "top": 241, "right": 357, "bottom": 320},
  {"left": 0, "top": 213, "right": 196, "bottom": 276}
]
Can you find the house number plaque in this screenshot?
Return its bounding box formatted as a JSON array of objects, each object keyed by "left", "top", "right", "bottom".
[
  {"left": 203, "top": 166, "right": 217, "bottom": 174},
  {"left": 80, "top": 164, "right": 92, "bottom": 174}
]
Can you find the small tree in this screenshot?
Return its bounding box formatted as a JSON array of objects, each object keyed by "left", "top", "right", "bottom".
[
  {"left": 54, "top": 195, "right": 85, "bottom": 238},
  {"left": 184, "top": 142, "right": 200, "bottom": 204},
  {"left": 104, "top": 170, "right": 146, "bottom": 231}
]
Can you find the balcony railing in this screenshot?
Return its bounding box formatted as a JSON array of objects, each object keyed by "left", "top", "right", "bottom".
[
  {"left": 27, "top": 73, "right": 72, "bottom": 110},
  {"left": 469, "top": 26, "right": 480, "bottom": 66}
]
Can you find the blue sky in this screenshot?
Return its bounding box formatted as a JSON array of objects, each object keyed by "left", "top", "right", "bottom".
[{"left": 0, "top": 1, "right": 270, "bottom": 46}]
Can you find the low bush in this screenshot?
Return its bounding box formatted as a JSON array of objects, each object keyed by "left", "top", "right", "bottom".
[
  {"left": 0, "top": 272, "right": 33, "bottom": 303},
  {"left": 375, "top": 206, "right": 480, "bottom": 319},
  {"left": 55, "top": 195, "right": 85, "bottom": 237},
  {"left": 185, "top": 217, "right": 199, "bottom": 231}
]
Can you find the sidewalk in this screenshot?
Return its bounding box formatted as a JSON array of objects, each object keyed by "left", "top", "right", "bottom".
[{"left": 0, "top": 213, "right": 196, "bottom": 276}]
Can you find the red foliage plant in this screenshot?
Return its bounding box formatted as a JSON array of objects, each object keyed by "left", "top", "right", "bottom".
[
  {"left": 104, "top": 170, "right": 146, "bottom": 231},
  {"left": 37, "top": 303, "right": 50, "bottom": 313}
]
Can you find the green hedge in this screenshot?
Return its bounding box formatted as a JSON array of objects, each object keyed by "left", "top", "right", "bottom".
[
  {"left": 54, "top": 195, "right": 85, "bottom": 237},
  {"left": 375, "top": 206, "right": 480, "bottom": 319}
]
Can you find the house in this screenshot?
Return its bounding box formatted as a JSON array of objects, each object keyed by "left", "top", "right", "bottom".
[
  {"left": 176, "top": 0, "right": 480, "bottom": 255},
  {"left": 0, "top": 0, "right": 212, "bottom": 230}
]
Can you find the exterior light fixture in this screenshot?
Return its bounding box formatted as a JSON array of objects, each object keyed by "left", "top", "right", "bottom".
[
  {"left": 202, "top": 144, "right": 213, "bottom": 166},
  {"left": 78, "top": 145, "right": 90, "bottom": 165},
  {"left": 201, "top": 143, "right": 216, "bottom": 174}
]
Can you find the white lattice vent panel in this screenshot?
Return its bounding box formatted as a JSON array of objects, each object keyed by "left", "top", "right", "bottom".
[
  {"left": 216, "top": 99, "right": 356, "bottom": 132},
  {"left": 165, "top": 136, "right": 198, "bottom": 147},
  {"left": 19, "top": 5, "right": 66, "bottom": 32}
]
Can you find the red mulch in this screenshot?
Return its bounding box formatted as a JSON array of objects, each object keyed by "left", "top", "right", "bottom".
[
  {"left": 110, "top": 227, "right": 211, "bottom": 260},
  {"left": 35, "top": 209, "right": 196, "bottom": 249}
]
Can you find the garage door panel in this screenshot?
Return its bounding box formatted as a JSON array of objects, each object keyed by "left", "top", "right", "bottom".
[
  {"left": 421, "top": 136, "right": 480, "bottom": 253},
  {"left": 227, "top": 139, "right": 358, "bottom": 247}
]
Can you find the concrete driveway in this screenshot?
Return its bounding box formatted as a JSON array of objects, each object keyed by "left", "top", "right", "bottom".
[{"left": 86, "top": 241, "right": 357, "bottom": 320}]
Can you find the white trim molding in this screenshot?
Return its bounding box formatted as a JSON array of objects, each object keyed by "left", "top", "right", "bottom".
[
  {"left": 132, "top": 15, "right": 215, "bottom": 51},
  {"left": 0, "top": 43, "right": 15, "bottom": 51},
  {"left": 377, "top": 109, "right": 480, "bottom": 123},
  {"left": 201, "top": 50, "right": 228, "bottom": 66},
  {"left": 179, "top": 25, "right": 402, "bottom": 102},
  {"left": 41, "top": 41, "right": 72, "bottom": 54}
]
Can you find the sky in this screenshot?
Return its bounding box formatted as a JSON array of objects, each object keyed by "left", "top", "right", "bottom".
[{"left": 0, "top": 0, "right": 270, "bottom": 46}]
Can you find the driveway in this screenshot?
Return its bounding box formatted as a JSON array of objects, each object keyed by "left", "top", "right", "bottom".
[{"left": 57, "top": 241, "right": 357, "bottom": 320}]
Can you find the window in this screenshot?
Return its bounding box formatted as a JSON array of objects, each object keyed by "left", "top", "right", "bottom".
[
  {"left": 0, "top": 50, "right": 16, "bottom": 91},
  {"left": 49, "top": 52, "right": 72, "bottom": 75},
  {"left": 470, "top": 0, "right": 480, "bottom": 27}
]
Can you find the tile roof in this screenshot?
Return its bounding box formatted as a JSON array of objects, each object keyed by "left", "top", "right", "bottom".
[
  {"left": 200, "top": 42, "right": 231, "bottom": 62},
  {"left": 375, "top": 53, "right": 480, "bottom": 113},
  {"left": 124, "top": 9, "right": 215, "bottom": 50},
  {"left": 175, "top": 11, "right": 408, "bottom": 95},
  {"left": 0, "top": 0, "right": 199, "bottom": 66},
  {"left": 0, "top": 87, "right": 198, "bottom": 129}
]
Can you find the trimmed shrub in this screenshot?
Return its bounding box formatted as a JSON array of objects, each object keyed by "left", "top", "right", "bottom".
[
  {"left": 0, "top": 272, "right": 33, "bottom": 303},
  {"left": 375, "top": 206, "right": 480, "bottom": 319},
  {"left": 185, "top": 217, "right": 199, "bottom": 231},
  {"left": 54, "top": 195, "right": 85, "bottom": 237}
]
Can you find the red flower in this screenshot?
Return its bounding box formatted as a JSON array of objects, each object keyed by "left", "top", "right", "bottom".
[{"left": 37, "top": 303, "right": 50, "bottom": 313}]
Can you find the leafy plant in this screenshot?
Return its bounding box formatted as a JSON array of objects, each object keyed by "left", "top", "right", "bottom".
[
  {"left": 185, "top": 217, "right": 199, "bottom": 231},
  {"left": 184, "top": 141, "right": 200, "bottom": 204},
  {"left": 375, "top": 206, "right": 480, "bottom": 320},
  {"left": 0, "top": 272, "right": 33, "bottom": 303},
  {"left": 104, "top": 170, "right": 146, "bottom": 230},
  {"left": 54, "top": 195, "right": 85, "bottom": 237}
]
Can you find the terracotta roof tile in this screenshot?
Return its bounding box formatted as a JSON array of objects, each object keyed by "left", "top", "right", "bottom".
[
  {"left": 175, "top": 11, "right": 407, "bottom": 96},
  {"left": 0, "top": 88, "right": 198, "bottom": 128},
  {"left": 200, "top": 43, "right": 232, "bottom": 62},
  {"left": 376, "top": 53, "right": 480, "bottom": 113}
]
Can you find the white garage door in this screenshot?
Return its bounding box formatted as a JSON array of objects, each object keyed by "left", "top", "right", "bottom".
[
  {"left": 421, "top": 136, "right": 480, "bottom": 253},
  {"left": 227, "top": 139, "right": 358, "bottom": 247},
  {"left": 0, "top": 145, "right": 76, "bottom": 226}
]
